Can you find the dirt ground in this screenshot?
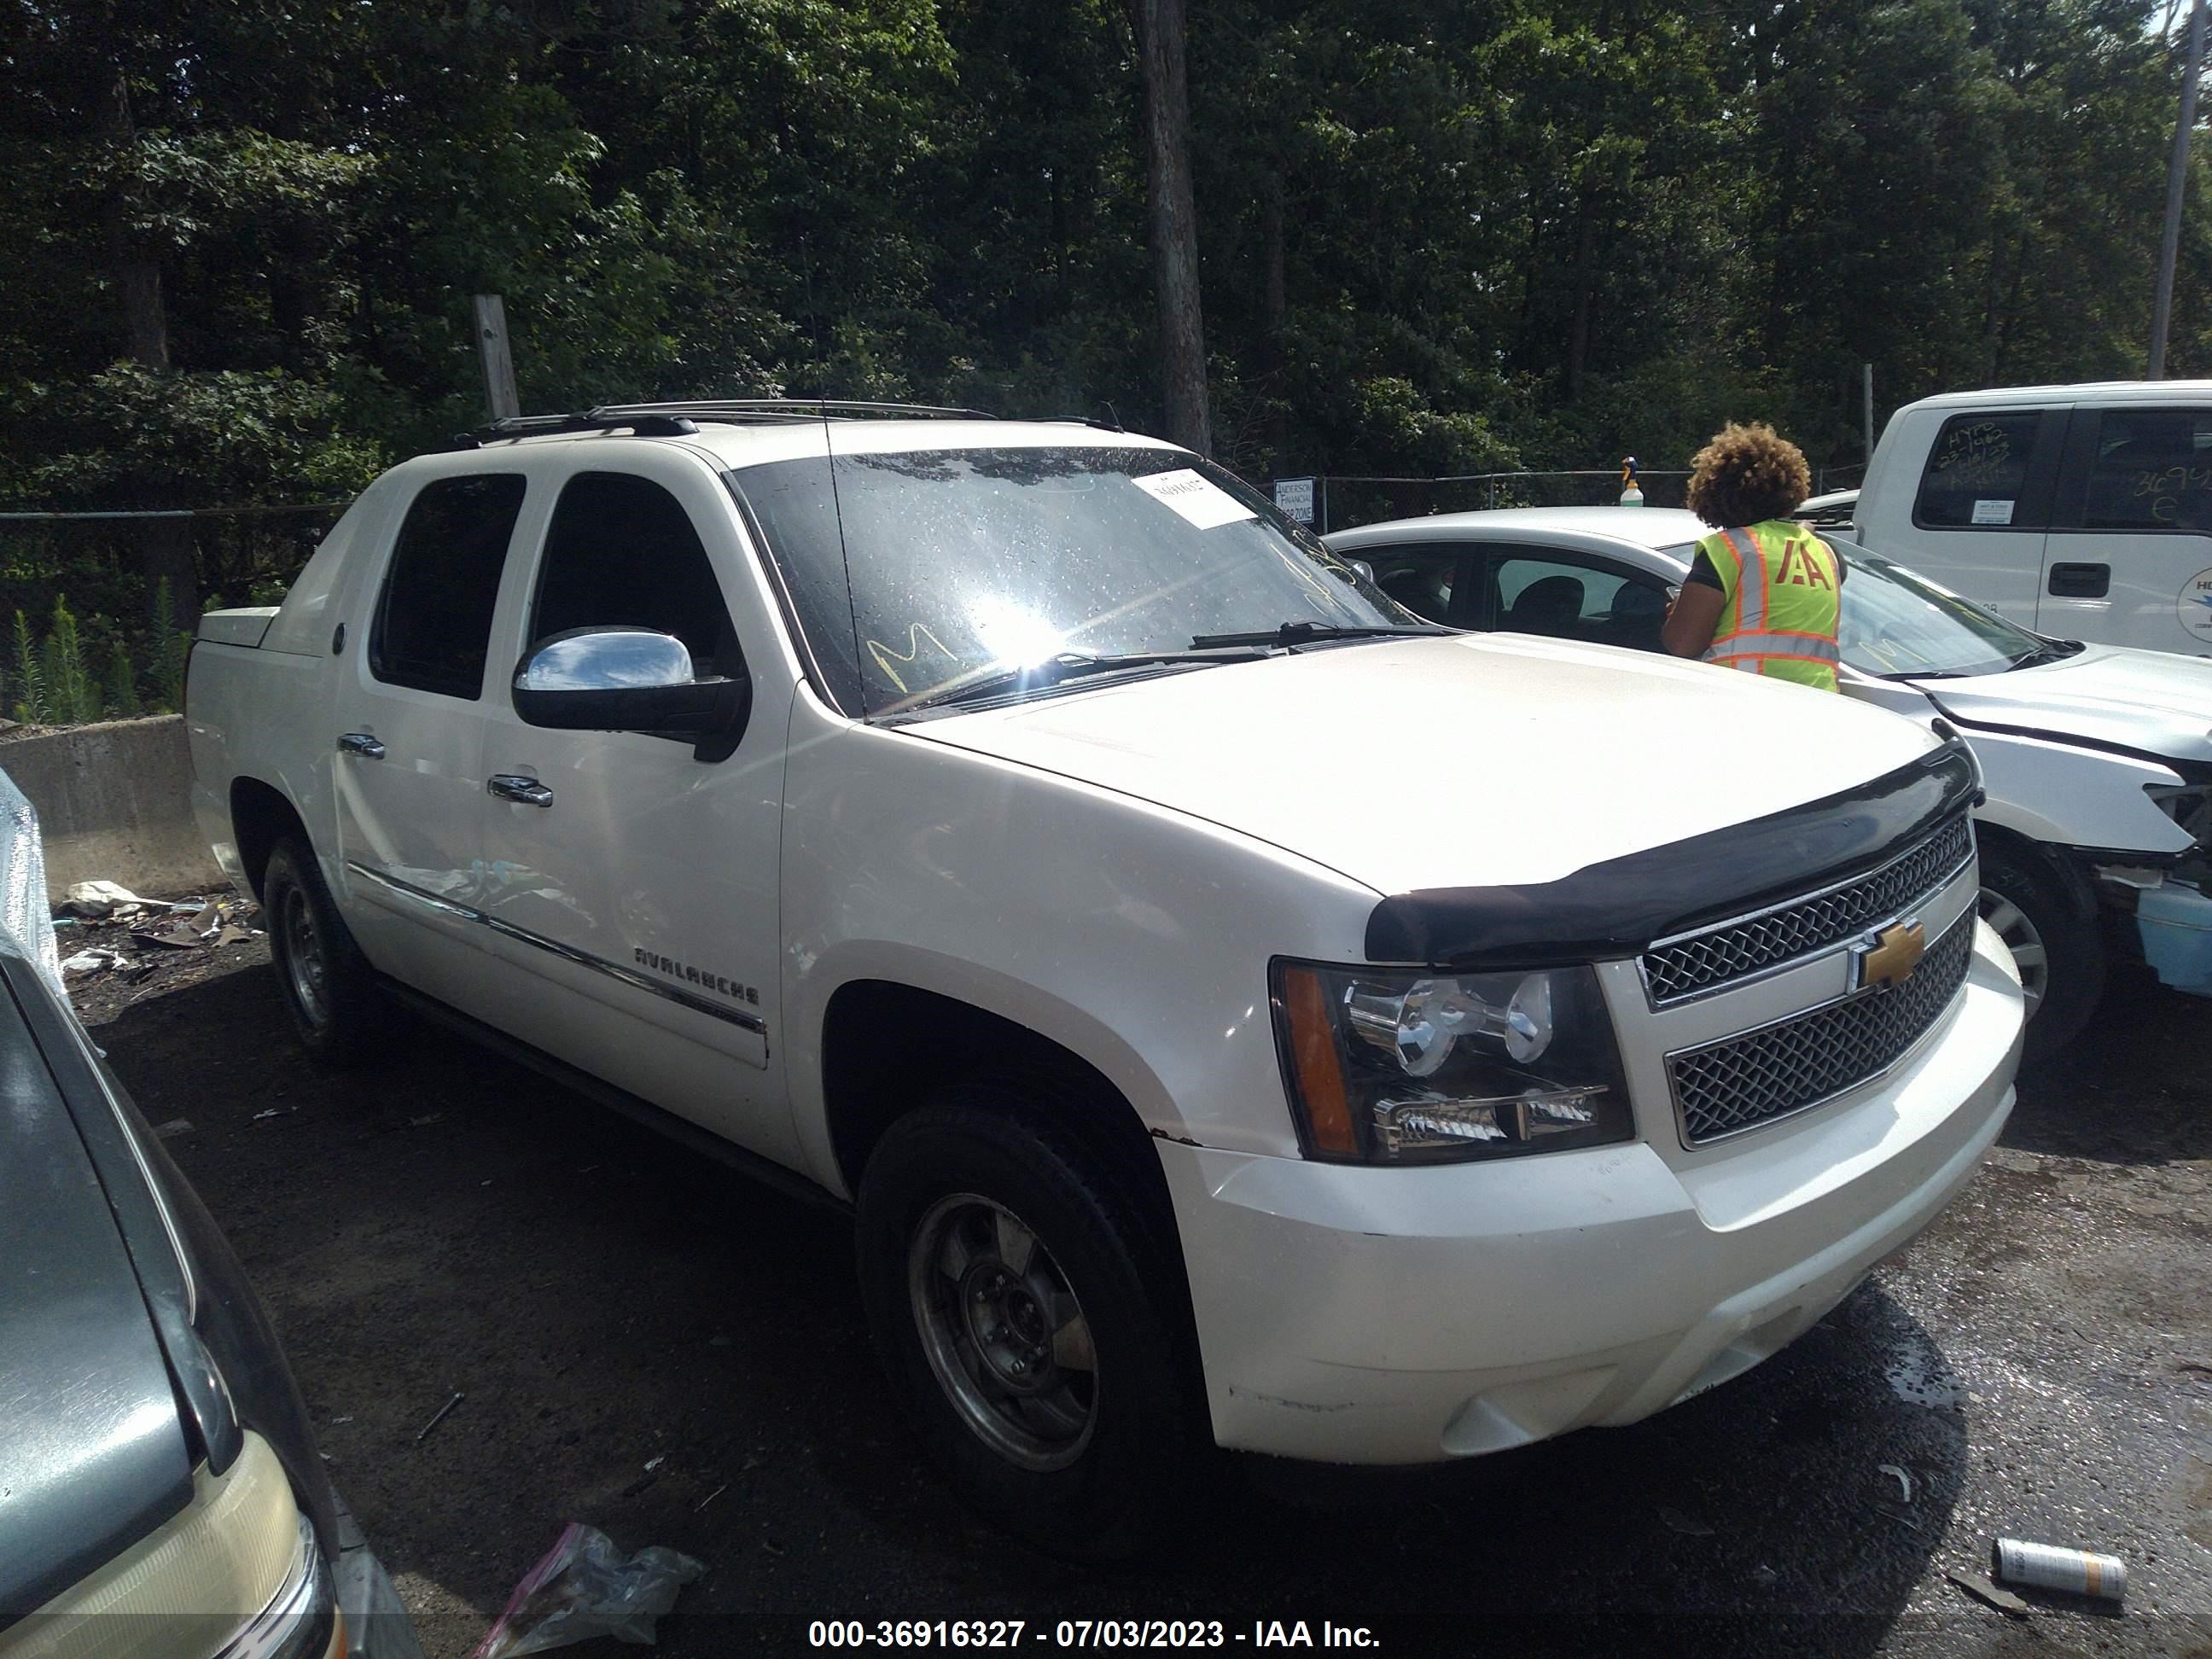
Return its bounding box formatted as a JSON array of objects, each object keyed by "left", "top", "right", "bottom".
[{"left": 66, "top": 918, "right": 2212, "bottom": 1657}]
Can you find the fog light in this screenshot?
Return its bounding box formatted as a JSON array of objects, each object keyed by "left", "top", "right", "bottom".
[{"left": 1374, "top": 1085, "right": 1606, "bottom": 1157}]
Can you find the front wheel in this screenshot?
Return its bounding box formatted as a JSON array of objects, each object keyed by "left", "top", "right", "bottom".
[
  {"left": 1978, "top": 845, "right": 2103, "bottom": 1055},
  {"left": 855, "top": 1091, "right": 1204, "bottom": 1559}
]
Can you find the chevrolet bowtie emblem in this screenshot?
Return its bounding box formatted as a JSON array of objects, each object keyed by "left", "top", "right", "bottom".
[{"left": 1854, "top": 919, "right": 1927, "bottom": 991}]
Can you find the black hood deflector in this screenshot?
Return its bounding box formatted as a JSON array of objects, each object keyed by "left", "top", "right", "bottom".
[{"left": 1365, "top": 741, "right": 1978, "bottom": 968}]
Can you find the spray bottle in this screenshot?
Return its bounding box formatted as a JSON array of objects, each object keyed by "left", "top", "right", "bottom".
[{"left": 1620, "top": 456, "right": 1644, "bottom": 507}]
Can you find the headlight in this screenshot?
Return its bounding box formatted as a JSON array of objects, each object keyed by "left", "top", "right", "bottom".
[{"left": 1272, "top": 961, "right": 1632, "bottom": 1164}]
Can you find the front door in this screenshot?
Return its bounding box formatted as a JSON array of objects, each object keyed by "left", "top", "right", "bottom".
[
  {"left": 474, "top": 450, "right": 798, "bottom": 1164},
  {"left": 1892, "top": 408, "right": 2062, "bottom": 632},
  {"left": 331, "top": 469, "right": 524, "bottom": 1016},
  {"left": 2041, "top": 403, "right": 2212, "bottom": 656},
  {"left": 1475, "top": 546, "right": 1670, "bottom": 653}
]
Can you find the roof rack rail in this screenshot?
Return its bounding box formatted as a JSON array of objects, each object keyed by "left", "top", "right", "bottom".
[
  {"left": 457, "top": 399, "right": 1000, "bottom": 448},
  {"left": 597, "top": 399, "right": 1001, "bottom": 421}
]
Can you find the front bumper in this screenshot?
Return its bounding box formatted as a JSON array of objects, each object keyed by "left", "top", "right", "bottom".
[{"left": 1158, "top": 923, "right": 2023, "bottom": 1464}]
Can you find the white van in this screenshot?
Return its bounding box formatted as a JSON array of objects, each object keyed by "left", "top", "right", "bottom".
[{"left": 1855, "top": 380, "right": 2212, "bottom": 655}]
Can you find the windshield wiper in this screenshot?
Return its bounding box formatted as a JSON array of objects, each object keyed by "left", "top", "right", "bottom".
[
  {"left": 2009, "top": 638, "right": 2085, "bottom": 669},
  {"left": 1189, "top": 620, "right": 1452, "bottom": 649},
  {"left": 895, "top": 647, "right": 1270, "bottom": 715}
]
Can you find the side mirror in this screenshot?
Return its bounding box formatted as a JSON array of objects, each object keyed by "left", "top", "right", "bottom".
[
  {"left": 512, "top": 628, "right": 749, "bottom": 751},
  {"left": 1348, "top": 559, "right": 1376, "bottom": 585}
]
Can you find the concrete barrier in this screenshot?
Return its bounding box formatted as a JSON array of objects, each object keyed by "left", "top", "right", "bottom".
[{"left": 0, "top": 716, "right": 223, "bottom": 899}]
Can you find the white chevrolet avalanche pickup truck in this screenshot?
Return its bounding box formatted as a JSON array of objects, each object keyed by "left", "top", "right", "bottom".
[{"left": 187, "top": 403, "right": 2025, "bottom": 1556}]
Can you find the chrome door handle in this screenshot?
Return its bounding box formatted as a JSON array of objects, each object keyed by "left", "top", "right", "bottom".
[
  {"left": 487, "top": 774, "right": 554, "bottom": 807},
  {"left": 337, "top": 732, "right": 386, "bottom": 760}
]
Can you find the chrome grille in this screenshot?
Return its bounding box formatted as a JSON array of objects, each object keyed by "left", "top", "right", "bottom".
[
  {"left": 1642, "top": 812, "right": 1974, "bottom": 1004},
  {"left": 1668, "top": 913, "right": 1976, "bottom": 1145}
]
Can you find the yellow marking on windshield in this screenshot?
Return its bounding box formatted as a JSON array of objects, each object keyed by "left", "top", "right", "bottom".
[{"left": 866, "top": 623, "right": 960, "bottom": 695}]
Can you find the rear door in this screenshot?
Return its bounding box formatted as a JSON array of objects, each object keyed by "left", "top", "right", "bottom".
[
  {"left": 331, "top": 469, "right": 521, "bottom": 1012},
  {"left": 1890, "top": 409, "right": 2065, "bottom": 629},
  {"left": 2041, "top": 403, "right": 2212, "bottom": 655}
]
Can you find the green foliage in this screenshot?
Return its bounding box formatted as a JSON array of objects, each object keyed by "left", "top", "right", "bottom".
[
  {"left": 12, "top": 610, "right": 44, "bottom": 726},
  {"left": 104, "top": 642, "right": 143, "bottom": 719},
  {"left": 0, "top": 0, "right": 2203, "bottom": 561},
  {"left": 39, "top": 598, "right": 98, "bottom": 725},
  {"left": 152, "top": 579, "right": 191, "bottom": 714}
]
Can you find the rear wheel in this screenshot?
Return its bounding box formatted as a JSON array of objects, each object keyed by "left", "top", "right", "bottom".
[
  {"left": 1978, "top": 844, "right": 2103, "bottom": 1055},
  {"left": 263, "top": 837, "right": 384, "bottom": 1068},
  {"left": 855, "top": 1088, "right": 1204, "bottom": 1559}
]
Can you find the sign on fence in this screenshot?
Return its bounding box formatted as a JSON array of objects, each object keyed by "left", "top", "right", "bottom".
[{"left": 1272, "top": 477, "right": 1316, "bottom": 525}]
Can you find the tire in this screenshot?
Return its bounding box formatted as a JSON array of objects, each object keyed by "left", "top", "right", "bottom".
[
  {"left": 262, "top": 836, "right": 384, "bottom": 1068},
  {"left": 854, "top": 1088, "right": 1206, "bottom": 1560},
  {"left": 1978, "top": 843, "right": 2104, "bottom": 1056}
]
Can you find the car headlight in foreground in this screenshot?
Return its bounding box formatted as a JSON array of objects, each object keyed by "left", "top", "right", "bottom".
[
  {"left": 2, "top": 1432, "right": 341, "bottom": 1659},
  {"left": 1272, "top": 961, "right": 1632, "bottom": 1163}
]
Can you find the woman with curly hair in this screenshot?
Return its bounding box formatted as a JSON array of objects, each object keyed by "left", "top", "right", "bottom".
[{"left": 1661, "top": 422, "right": 1845, "bottom": 691}]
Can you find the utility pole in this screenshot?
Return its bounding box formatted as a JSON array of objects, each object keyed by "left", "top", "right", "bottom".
[
  {"left": 1863, "top": 363, "right": 1875, "bottom": 464},
  {"left": 2151, "top": 0, "right": 2208, "bottom": 379},
  {"left": 473, "top": 294, "right": 521, "bottom": 420}
]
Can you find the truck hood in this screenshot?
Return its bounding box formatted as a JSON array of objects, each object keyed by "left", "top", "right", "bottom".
[
  {"left": 910, "top": 633, "right": 1941, "bottom": 894},
  {"left": 1916, "top": 643, "right": 2212, "bottom": 766}
]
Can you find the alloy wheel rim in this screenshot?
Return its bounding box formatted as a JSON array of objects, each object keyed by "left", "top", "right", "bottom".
[
  {"left": 1978, "top": 887, "right": 2047, "bottom": 1021},
  {"left": 281, "top": 887, "right": 332, "bottom": 1029},
  {"left": 907, "top": 1193, "right": 1097, "bottom": 1471}
]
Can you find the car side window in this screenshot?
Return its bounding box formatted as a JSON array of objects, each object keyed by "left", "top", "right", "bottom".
[
  {"left": 371, "top": 474, "right": 527, "bottom": 699},
  {"left": 2079, "top": 408, "right": 2212, "bottom": 531},
  {"left": 529, "top": 472, "right": 741, "bottom": 676},
  {"left": 1361, "top": 547, "right": 1464, "bottom": 625},
  {"left": 1912, "top": 413, "right": 2042, "bottom": 530},
  {"left": 1490, "top": 553, "right": 1667, "bottom": 652}
]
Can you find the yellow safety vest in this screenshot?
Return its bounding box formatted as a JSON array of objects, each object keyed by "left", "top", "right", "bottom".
[{"left": 1697, "top": 521, "right": 1843, "bottom": 691}]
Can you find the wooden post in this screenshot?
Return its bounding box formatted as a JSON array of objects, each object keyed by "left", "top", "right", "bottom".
[{"left": 473, "top": 294, "right": 521, "bottom": 420}]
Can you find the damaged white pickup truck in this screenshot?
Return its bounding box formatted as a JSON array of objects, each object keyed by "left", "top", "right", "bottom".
[{"left": 186, "top": 404, "right": 2024, "bottom": 1556}]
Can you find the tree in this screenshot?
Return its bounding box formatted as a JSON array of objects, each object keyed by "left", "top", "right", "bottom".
[{"left": 1133, "top": 0, "right": 1212, "bottom": 453}]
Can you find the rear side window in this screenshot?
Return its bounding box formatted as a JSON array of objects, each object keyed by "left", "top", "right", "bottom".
[
  {"left": 2080, "top": 407, "right": 2212, "bottom": 530},
  {"left": 1912, "top": 414, "right": 2041, "bottom": 529},
  {"left": 530, "top": 473, "right": 738, "bottom": 675},
  {"left": 371, "top": 474, "right": 526, "bottom": 698}
]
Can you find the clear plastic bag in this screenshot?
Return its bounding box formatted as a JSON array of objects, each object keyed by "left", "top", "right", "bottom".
[{"left": 471, "top": 1523, "right": 706, "bottom": 1658}]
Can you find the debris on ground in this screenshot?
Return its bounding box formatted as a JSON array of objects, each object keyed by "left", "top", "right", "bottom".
[
  {"left": 470, "top": 1523, "right": 704, "bottom": 1658},
  {"left": 55, "top": 880, "right": 154, "bottom": 918},
  {"left": 1993, "top": 1536, "right": 2127, "bottom": 1603},
  {"left": 695, "top": 1484, "right": 726, "bottom": 1512},
  {"left": 416, "top": 1391, "right": 465, "bottom": 1443},
  {"left": 1877, "top": 1464, "right": 1913, "bottom": 1505},
  {"left": 151, "top": 1118, "right": 193, "bottom": 1139},
  {"left": 1947, "top": 1568, "right": 2030, "bottom": 1617},
  {"left": 50, "top": 888, "right": 264, "bottom": 1009},
  {"left": 1658, "top": 1505, "right": 1716, "bottom": 1537}
]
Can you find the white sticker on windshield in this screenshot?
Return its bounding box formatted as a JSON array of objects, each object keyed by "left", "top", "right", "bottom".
[
  {"left": 1970, "top": 498, "right": 2015, "bottom": 526},
  {"left": 1134, "top": 469, "right": 1257, "bottom": 530}
]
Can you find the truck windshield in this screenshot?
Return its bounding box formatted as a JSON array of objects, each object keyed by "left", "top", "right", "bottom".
[
  {"left": 726, "top": 445, "right": 1422, "bottom": 716},
  {"left": 1661, "top": 538, "right": 2039, "bottom": 679}
]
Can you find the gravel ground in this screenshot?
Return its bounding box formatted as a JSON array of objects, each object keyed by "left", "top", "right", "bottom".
[{"left": 68, "top": 930, "right": 2212, "bottom": 1657}]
